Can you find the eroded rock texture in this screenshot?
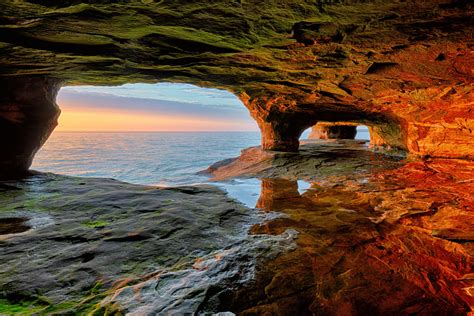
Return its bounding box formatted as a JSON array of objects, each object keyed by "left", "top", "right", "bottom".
[
  {"left": 204, "top": 141, "right": 474, "bottom": 314},
  {"left": 2, "top": 142, "right": 472, "bottom": 314},
  {"left": 308, "top": 122, "right": 357, "bottom": 140},
  {"left": 0, "top": 0, "right": 473, "bottom": 161},
  {"left": 0, "top": 77, "right": 60, "bottom": 177},
  {"left": 0, "top": 174, "right": 288, "bottom": 314}
]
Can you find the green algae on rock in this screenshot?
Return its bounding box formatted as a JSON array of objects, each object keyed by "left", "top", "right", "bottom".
[
  {"left": 0, "top": 0, "right": 473, "bottom": 175},
  {"left": 0, "top": 140, "right": 473, "bottom": 313},
  {"left": 0, "top": 173, "right": 294, "bottom": 314}
]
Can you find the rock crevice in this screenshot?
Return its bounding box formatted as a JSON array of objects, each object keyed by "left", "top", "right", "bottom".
[{"left": 0, "top": 0, "right": 473, "bottom": 172}]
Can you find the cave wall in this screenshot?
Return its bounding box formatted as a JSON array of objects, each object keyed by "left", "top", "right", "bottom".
[
  {"left": 0, "top": 77, "right": 60, "bottom": 177},
  {"left": 308, "top": 123, "right": 357, "bottom": 140},
  {"left": 0, "top": 0, "right": 473, "bottom": 173}
]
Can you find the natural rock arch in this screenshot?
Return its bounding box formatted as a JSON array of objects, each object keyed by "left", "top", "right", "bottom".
[
  {"left": 0, "top": 0, "right": 473, "bottom": 176},
  {"left": 308, "top": 123, "right": 358, "bottom": 140}
]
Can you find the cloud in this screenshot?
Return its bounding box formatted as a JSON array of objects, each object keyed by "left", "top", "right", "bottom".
[
  {"left": 61, "top": 83, "right": 243, "bottom": 108},
  {"left": 56, "top": 83, "right": 258, "bottom": 131}
]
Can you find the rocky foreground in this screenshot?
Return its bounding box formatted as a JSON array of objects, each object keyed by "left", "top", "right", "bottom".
[
  {"left": 208, "top": 141, "right": 474, "bottom": 314},
  {"left": 0, "top": 174, "right": 295, "bottom": 314},
  {"left": 1, "top": 141, "right": 473, "bottom": 314}
]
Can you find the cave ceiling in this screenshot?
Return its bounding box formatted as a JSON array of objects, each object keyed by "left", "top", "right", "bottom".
[
  {"left": 0, "top": 0, "right": 473, "bottom": 157},
  {"left": 0, "top": 0, "right": 471, "bottom": 91}
]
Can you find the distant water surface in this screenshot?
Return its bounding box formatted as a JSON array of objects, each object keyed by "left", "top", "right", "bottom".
[
  {"left": 33, "top": 128, "right": 370, "bottom": 187},
  {"left": 33, "top": 132, "right": 260, "bottom": 186}
]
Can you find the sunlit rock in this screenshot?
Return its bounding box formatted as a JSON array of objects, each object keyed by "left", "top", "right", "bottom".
[
  {"left": 0, "top": 1, "right": 472, "bottom": 162},
  {"left": 205, "top": 140, "right": 405, "bottom": 181},
  {"left": 308, "top": 122, "right": 357, "bottom": 140},
  {"left": 1, "top": 142, "right": 473, "bottom": 313},
  {"left": 0, "top": 1, "right": 473, "bottom": 313},
  {"left": 204, "top": 145, "right": 474, "bottom": 314}
]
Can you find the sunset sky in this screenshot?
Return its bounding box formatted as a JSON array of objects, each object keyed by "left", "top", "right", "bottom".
[{"left": 56, "top": 83, "right": 258, "bottom": 132}]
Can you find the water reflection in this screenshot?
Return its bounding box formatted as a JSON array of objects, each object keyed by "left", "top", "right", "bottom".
[
  {"left": 211, "top": 164, "right": 474, "bottom": 314},
  {"left": 4, "top": 141, "right": 474, "bottom": 314}
]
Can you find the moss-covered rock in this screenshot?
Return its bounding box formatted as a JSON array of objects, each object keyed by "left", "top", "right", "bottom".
[
  {"left": 0, "top": 0, "right": 473, "bottom": 162},
  {"left": 0, "top": 173, "right": 293, "bottom": 313}
]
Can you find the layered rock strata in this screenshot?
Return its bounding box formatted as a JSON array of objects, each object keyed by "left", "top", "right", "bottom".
[
  {"left": 0, "top": 0, "right": 473, "bottom": 171},
  {"left": 1, "top": 143, "right": 472, "bottom": 314},
  {"left": 203, "top": 141, "right": 474, "bottom": 314},
  {"left": 308, "top": 122, "right": 357, "bottom": 140},
  {"left": 0, "top": 174, "right": 290, "bottom": 314}
]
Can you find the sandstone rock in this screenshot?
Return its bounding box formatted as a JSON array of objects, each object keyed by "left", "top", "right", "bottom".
[
  {"left": 308, "top": 122, "right": 357, "bottom": 140},
  {"left": 0, "top": 173, "right": 292, "bottom": 314},
  {"left": 205, "top": 140, "right": 405, "bottom": 181},
  {"left": 1, "top": 142, "right": 472, "bottom": 314},
  {"left": 0, "top": 1, "right": 472, "bottom": 162},
  {"left": 202, "top": 144, "right": 474, "bottom": 314}
]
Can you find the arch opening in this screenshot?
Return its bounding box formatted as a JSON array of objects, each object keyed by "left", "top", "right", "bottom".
[
  {"left": 355, "top": 125, "right": 370, "bottom": 141},
  {"left": 301, "top": 123, "right": 371, "bottom": 142},
  {"left": 55, "top": 83, "right": 258, "bottom": 133},
  {"left": 0, "top": 76, "right": 409, "bottom": 178},
  {"left": 30, "top": 82, "right": 260, "bottom": 185},
  {"left": 297, "top": 119, "right": 406, "bottom": 152},
  {"left": 300, "top": 127, "right": 312, "bottom": 140},
  {"left": 305, "top": 122, "right": 359, "bottom": 141}
]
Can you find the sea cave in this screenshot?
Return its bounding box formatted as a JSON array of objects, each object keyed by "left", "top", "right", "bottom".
[{"left": 0, "top": 0, "right": 473, "bottom": 314}]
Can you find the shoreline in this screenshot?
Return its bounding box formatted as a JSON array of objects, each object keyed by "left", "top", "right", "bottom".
[{"left": 1, "top": 141, "right": 473, "bottom": 314}]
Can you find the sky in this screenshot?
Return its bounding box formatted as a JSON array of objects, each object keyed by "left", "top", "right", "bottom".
[{"left": 56, "top": 83, "right": 258, "bottom": 132}]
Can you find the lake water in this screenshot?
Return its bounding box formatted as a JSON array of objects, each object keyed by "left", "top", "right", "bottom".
[
  {"left": 16, "top": 127, "right": 468, "bottom": 314},
  {"left": 32, "top": 127, "right": 370, "bottom": 187},
  {"left": 33, "top": 132, "right": 260, "bottom": 186}
]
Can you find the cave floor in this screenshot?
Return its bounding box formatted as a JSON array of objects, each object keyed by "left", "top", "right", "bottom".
[{"left": 0, "top": 141, "right": 473, "bottom": 315}]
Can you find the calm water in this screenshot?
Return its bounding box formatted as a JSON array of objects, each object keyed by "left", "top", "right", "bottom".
[
  {"left": 33, "top": 128, "right": 370, "bottom": 186},
  {"left": 33, "top": 132, "right": 260, "bottom": 185}
]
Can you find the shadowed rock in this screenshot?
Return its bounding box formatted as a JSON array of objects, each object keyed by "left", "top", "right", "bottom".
[
  {"left": 0, "top": 77, "right": 61, "bottom": 177},
  {"left": 0, "top": 1, "right": 472, "bottom": 162},
  {"left": 0, "top": 173, "right": 294, "bottom": 313},
  {"left": 308, "top": 122, "right": 357, "bottom": 140}
]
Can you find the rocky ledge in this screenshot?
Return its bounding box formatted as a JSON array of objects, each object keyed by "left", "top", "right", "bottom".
[
  {"left": 1, "top": 142, "right": 473, "bottom": 314},
  {"left": 0, "top": 173, "right": 295, "bottom": 314},
  {"left": 206, "top": 141, "right": 474, "bottom": 314},
  {"left": 205, "top": 139, "right": 406, "bottom": 181}
]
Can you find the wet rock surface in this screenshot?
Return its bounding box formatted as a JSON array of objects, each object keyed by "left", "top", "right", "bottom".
[
  {"left": 0, "top": 141, "right": 473, "bottom": 314},
  {"left": 0, "top": 173, "right": 293, "bottom": 314},
  {"left": 206, "top": 141, "right": 474, "bottom": 314},
  {"left": 0, "top": 1, "right": 472, "bottom": 312},
  {"left": 206, "top": 140, "right": 406, "bottom": 181}
]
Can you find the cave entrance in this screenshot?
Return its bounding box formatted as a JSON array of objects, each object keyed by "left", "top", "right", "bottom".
[
  {"left": 300, "top": 127, "right": 312, "bottom": 140},
  {"left": 302, "top": 122, "right": 371, "bottom": 141},
  {"left": 355, "top": 125, "right": 370, "bottom": 141},
  {"left": 31, "top": 83, "right": 259, "bottom": 185}
]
